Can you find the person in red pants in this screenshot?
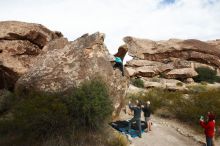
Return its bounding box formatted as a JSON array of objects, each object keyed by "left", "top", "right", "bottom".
[{"left": 199, "top": 113, "right": 215, "bottom": 146}]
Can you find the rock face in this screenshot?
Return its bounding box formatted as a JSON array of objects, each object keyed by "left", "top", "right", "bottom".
[
  {"left": 141, "top": 77, "right": 187, "bottom": 91},
  {"left": 16, "top": 32, "right": 129, "bottom": 118},
  {"left": 165, "top": 68, "right": 198, "bottom": 79},
  {"left": 0, "top": 21, "right": 63, "bottom": 90},
  {"left": 124, "top": 37, "right": 220, "bottom": 68},
  {"left": 124, "top": 36, "right": 220, "bottom": 82},
  {"left": 114, "top": 45, "right": 128, "bottom": 61},
  {"left": 126, "top": 60, "right": 173, "bottom": 77},
  {"left": 0, "top": 21, "right": 60, "bottom": 48}
]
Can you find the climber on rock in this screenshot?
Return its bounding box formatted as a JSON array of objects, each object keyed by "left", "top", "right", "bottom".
[{"left": 113, "top": 56, "right": 124, "bottom": 76}]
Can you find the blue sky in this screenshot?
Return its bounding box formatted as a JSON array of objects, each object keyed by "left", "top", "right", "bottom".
[
  {"left": 161, "top": 0, "right": 176, "bottom": 4},
  {"left": 0, "top": 0, "right": 220, "bottom": 58}
]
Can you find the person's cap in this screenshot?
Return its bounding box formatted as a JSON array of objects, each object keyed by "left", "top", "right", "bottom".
[{"left": 147, "top": 101, "right": 150, "bottom": 105}]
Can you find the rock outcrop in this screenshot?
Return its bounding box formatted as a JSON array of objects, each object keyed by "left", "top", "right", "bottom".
[
  {"left": 126, "top": 60, "right": 173, "bottom": 77},
  {"left": 15, "top": 32, "right": 129, "bottom": 118},
  {"left": 0, "top": 21, "right": 63, "bottom": 90},
  {"left": 0, "top": 21, "right": 61, "bottom": 48},
  {"left": 165, "top": 68, "right": 198, "bottom": 79},
  {"left": 114, "top": 45, "right": 128, "bottom": 61},
  {"left": 141, "top": 77, "right": 187, "bottom": 91},
  {"left": 124, "top": 36, "right": 220, "bottom": 82},
  {"left": 124, "top": 37, "right": 220, "bottom": 67}
]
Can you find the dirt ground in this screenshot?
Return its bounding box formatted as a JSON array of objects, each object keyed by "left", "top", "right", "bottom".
[{"left": 131, "top": 121, "right": 201, "bottom": 146}]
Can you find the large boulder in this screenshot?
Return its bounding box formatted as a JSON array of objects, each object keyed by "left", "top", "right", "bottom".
[
  {"left": 0, "top": 21, "right": 61, "bottom": 48},
  {"left": 126, "top": 59, "right": 163, "bottom": 67},
  {"left": 15, "top": 32, "right": 129, "bottom": 118},
  {"left": 165, "top": 68, "right": 198, "bottom": 79},
  {"left": 0, "top": 21, "right": 63, "bottom": 90},
  {"left": 135, "top": 65, "right": 173, "bottom": 77},
  {"left": 141, "top": 77, "right": 187, "bottom": 91},
  {"left": 125, "top": 59, "right": 173, "bottom": 77},
  {"left": 171, "top": 58, "right": 192, "bottom": 68}
]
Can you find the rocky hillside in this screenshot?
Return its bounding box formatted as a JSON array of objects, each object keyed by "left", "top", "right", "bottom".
[
  {"left": 0, "top": 21, "right": 129, "bottom": 118},
  {"left": 124, "top": 36, "right": 220, "bottom": 90}
]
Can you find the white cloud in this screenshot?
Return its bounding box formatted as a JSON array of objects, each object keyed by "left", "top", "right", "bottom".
[{"left": 0, "top": 0, "right": 220, "bottom": 58}]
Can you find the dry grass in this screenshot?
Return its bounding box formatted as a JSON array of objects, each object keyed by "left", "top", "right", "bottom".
[{"left": 106, "top": 131, "right": 129, "bottom": 146}]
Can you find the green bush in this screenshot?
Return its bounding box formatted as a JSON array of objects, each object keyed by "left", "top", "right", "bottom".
[
  {"left": 131, "top": 78, "right": 144, "bottom": 88},
  {"left": 176, "top": 82, "right": 183, "bottom": 87},
  {"left": 62, "top": 78, "right": 113, "bottom": 130},
  {"left": 0, "top": 90, "right": 17, "bottom": 114},
  {"left": 0, "top": 94, "right": 71, "bottom": 145},
  {"left": 127, "top": 88, "right": 182, "bottom": 113},
  {"left": 194, "top": 67, "right": 220, "bottom": 83},
  {"left": 171, "top": 89, "right": 220, "bottom": 128},
  {"left": 159, "top": 72, "right": 166, "bottom": 78},
  {"left": 0, "top": 78, "right": 113, "bottom": 145},
  {"left": 216, "top": 76, "right": 220, "bottom": 82}
]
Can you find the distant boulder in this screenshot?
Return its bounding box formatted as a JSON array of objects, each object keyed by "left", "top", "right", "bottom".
[
  {"left": 124, "top": 37, "right": 220, "bottom": 68},
  {"left": 165, "top": 68, "right": 198, "bottom": 79},
  {"left": 124, "top": 36, "right": 220, "bottom": 82}
]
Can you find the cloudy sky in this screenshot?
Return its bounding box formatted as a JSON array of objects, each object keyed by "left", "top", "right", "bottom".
[{"left": 0, "top": 0, "right": 220, "bottom": 55}]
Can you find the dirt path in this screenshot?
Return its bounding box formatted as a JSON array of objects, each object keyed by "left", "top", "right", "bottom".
[{"left": 131, "top": 120, "right": 201, "bottom": 146}]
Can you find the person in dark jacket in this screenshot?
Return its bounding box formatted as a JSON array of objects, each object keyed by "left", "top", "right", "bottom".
[
  {"left": 200, "top": 113, "right": 215, "bottom": 146},
  {"left": 113, "top": 57, "right": 124, "bottom": 76},
  {"left": 142, "top": 101, "right": 152, "bottom": 132},
  {"left": 128, "top": 100, "right": 142, "bottom": 138}
]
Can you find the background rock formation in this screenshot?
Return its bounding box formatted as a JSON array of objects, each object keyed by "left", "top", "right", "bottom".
[
  {"left": 0, "top": 21, "right": 63, "bottom": 90},
  {"left": 124, "top": 36, "right": 220, "bottom": 84}
]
